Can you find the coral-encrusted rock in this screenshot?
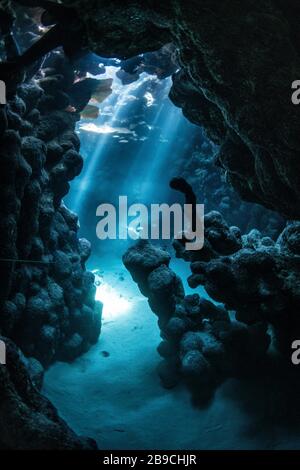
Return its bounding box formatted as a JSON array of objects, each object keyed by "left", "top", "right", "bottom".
[
  {"left": 21, "top": 136, "right": 46, "bottom": 174},
  {"left": 78, "top": 238, "right": 92, "bottom": 264},
  {"left": 174, "top": 216, "right": 300, "bottom": 355},
  {"left": 0, "top": 336, "right": 96, "bottom": 449},
  {"left": 61, "top": 333, "right": 84, "bottom": 362},
  {"left": 0, "top": 6, "right": 109, "bottom": 449},
  {"left": 123, "top": 240, "right": 171, "bottom": 295},
  {"left": 173, "top": 210, "right": 243, "bottom": 263},
  {"left": 148, "top": 265, "right": 184, "bottom": 321},
  {"left": 0, "top": 48, "right": 103, "bottom": 368},
  {"left": 23, "top": 356, "right": 44, "bottom": 390},
  {"left": 124, "top": 241, "right": 270, "bottom": 396}
]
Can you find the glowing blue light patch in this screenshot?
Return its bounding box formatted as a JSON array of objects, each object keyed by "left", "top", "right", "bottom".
[{"left": 93, "top": 271, "right": 131, "bottom": 320}]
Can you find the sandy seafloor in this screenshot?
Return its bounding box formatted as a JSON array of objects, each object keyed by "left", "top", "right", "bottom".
[{"left": 43, "top": 254, "right": 300, "bottom": 450}]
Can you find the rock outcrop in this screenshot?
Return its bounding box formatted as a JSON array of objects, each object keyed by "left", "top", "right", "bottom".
[
  {"left": 0, "top": 336, "right": 96, "bottom": 449},
  {"left": 0, "top": 5, "right": 104, "bottom": 448},
  {"left": 56, "top": 0, "right": 300, "bottom": 219},
  {"left": 172, "top": 210, "right": 300, "bottom": 355},
  {"left": 0, "top": 52, "right": 102, "bottom": 367},
  {"left": 123, "top": 240, "right": 270, "bottom": 399}
]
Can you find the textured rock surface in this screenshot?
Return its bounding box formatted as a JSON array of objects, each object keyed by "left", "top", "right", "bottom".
[
  {"left": 174, "top": 213, "right": 300, "bottom": 355},
  {"left": 0, "top": 5, "right": 104, "bottom": 448},
  {"left": 179, "top": 137, "right": 285, "bottom": 239},
  {"left": 123, "top": 240, "right": 270, "bottom": 398},
  {"left": 168, "top": 1, "right": 300, "bottom": 219},
  {"left": 55, "top": 0, "right": 300, "bottom": 219},
  {"left": 0, "top": 52, "right": 102, "bottom": 367},
  {"left": 4, "top": 1, "right": 300, "bottom": 216},
  {"left": 0, "top": 336, "right": 96, "bottom": 449}
]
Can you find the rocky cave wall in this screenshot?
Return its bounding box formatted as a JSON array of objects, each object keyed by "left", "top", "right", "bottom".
[
  {"left": 57, "top": 0, "right": 300, "bottom": 219},
  {"left": 178, "top": 136, "right": 285, "bottom": 239},
  {"left": 0, "top": 51, "right": 102, "bottom": 368},
  {"left": 168, "top": 0, "right": 300, "bottom": 220},
  {"left": 0, "top": 5, "right": 102, "bottom": 449},
  {"left": 123, "top": 213, "right": 300, "bottom": 397}
]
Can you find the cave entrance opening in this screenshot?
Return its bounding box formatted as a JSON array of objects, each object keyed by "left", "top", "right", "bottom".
[
  {"left": 63, "top": 64, "right": 201, "bottom": 321},
  {"left": 42, "top": 59, "right": 212, "bottom": 449}
]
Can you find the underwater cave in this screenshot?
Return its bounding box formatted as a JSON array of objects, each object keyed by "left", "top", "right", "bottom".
[{"left": 1, "top": 0, "right": 300, "bottom": 460}]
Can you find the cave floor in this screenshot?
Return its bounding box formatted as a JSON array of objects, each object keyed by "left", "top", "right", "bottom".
[{"left": 43, "top": 255, "right": 300, "bottom": 450}]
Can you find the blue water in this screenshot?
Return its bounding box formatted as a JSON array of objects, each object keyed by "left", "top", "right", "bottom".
[
  {"left": 43, "top": 68, "right": 300, "bottom": 451},
  {"left": 64, "top": 68, "right": 201, "bottom": 261}
]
